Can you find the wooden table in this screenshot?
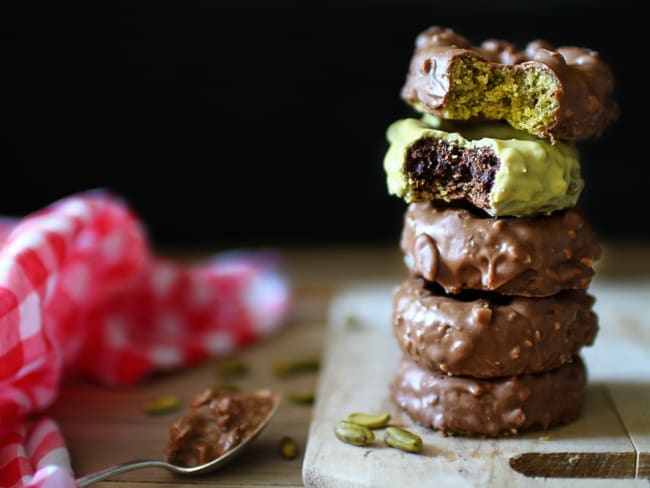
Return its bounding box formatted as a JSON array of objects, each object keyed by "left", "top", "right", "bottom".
[{"left": 47, "top": 244, "right": 650, "bottom": 487}]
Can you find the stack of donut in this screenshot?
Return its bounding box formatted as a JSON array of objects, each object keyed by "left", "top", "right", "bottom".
[{"left": 384, "top": 26, "right": 619, "bottom": 436}]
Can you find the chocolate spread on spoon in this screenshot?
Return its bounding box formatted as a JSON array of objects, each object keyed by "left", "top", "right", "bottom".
[{"left": 163, "top": 388, "right": 276, "bottom": 467}]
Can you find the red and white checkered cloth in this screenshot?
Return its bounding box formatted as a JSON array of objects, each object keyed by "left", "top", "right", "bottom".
[{"left": 0, "top": 192, "right": 291, "bottom": 488}]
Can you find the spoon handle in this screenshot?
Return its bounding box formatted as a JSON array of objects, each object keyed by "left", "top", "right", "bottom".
[{"left": 76, "top": 459, "right": 172, "bottom": 487}]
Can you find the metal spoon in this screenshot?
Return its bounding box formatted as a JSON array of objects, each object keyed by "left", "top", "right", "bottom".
[{"left": 76, "top": 390, "right": 281, "bottom": 487}]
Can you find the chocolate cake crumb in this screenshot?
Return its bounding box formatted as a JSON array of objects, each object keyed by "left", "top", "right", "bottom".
[{"left": 405, "top": 137, "right": 499, "bottom": 211}]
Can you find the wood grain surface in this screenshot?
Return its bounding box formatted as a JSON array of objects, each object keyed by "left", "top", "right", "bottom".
[
  {"left": 303, "top": 276, "right": 650, "bottom": 486},
  {"left": 44, "top": 245, "right": 649, "bottom": 487}
]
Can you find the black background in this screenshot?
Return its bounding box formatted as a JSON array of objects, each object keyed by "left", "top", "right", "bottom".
[{"left": 8, "top": 1, "right": 649, "bottom": 248}]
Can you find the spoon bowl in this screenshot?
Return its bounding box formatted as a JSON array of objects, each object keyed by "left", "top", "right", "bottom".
[{"left": 76, "top": 390, "right": 281, "bottom": 487}]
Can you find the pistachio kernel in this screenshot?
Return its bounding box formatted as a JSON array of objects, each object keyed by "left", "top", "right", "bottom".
[
  {"left": 334, "top": 421, "right": 375, "bottom": 447},
  {"left": 215, "top": 359, "right": 249, "bottom": 378},
  {"left": 279, "top": 436, "right": 299, "bottom": 460},
  {"left": 345, "top": 315, "right": 362, "bottom": 330},
  {"left": 347, "top": 412, "right": 391, "bottom": 429},
  {"left": 384, "top": 426, "right": 423, "bottom": 453},
  {"left": 286, "top": 391, "right": 316, "bottom": 405},
  {"left": 142, "top": 395, "right": 181, "bottom": 415},
  {"left": 273, "top": 358, "right": 319, "bottom": 377}
]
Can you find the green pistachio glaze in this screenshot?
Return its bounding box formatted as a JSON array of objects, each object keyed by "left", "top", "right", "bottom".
[{"left": 384, "top": 116, "right": 582, "bottom": 217}]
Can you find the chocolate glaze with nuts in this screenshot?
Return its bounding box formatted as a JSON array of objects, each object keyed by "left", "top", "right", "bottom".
[
  {"left": 401, "top": 202, "right": 601, "bottom": 297},
  {"left": 163, "top": 389, "right": 277, "bottom": 467},
  {"left": 392, "top": 355, "right": 586, "bottom": 437},
  {"left": 401, "top": 26, "right": 619, "bottom": 141},
  {"left": 392, "top": 278, "right": 598, "bottom": 378}
]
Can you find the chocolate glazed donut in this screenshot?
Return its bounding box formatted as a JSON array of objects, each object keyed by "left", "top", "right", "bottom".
[
  {"left": 391, "top": 355, "right": 587, "bottom": 437},
  {"left": 392, "top": 278, "right": 598, "bottom": 378},
  {"left": 400, "top": 26, "right": 619, "bottom": 141},
  {"left": 401, "top": 203, "right": 601, "bottom": 297}
]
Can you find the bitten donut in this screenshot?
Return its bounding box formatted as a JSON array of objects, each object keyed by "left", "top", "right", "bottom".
[
  {"left": 392, "top": 278, "right": 597, "bottom": 377},
  {"left": 401, "top": 26, "right": 619, "bottom": 141},
  {"left": 384, "top": 116, "right": 582, "bottom": 217},
  {"left": 392, "top": 355, "right": 587, "bottom": 437},
  {"left": 401, "top": 202, "right": 601, "bottom": 296}
]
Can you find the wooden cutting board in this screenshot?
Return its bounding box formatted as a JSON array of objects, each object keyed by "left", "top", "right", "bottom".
[{"left": 302, "top": 280, "right": 650, "bottom": 487}]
